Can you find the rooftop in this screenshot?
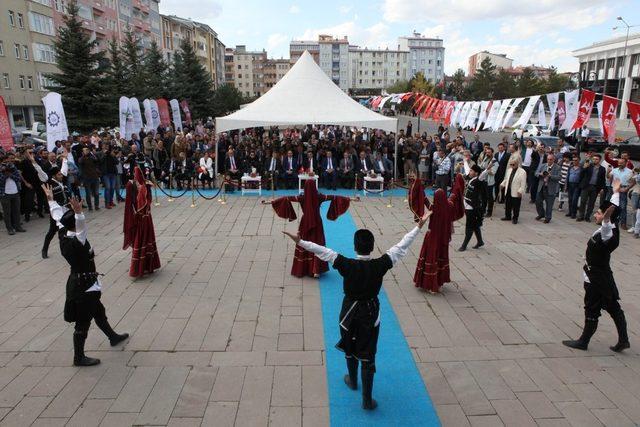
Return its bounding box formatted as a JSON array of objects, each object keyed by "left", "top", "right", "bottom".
[{"left": 573, "top": 32, "right": 640, "bottom": 54}]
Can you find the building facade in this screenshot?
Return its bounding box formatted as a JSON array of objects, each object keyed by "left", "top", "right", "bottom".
[
  {"left": 317, "top": 35, "right": 349, "bottom": 91},
  {"left": 468, "top": 51, "right": 513, "bottom": 76},
  {"left": 228, "top": 45, "right": 267, "bottom": 98},
  {"left": 1, "top": 0, "right": 59, "bottom": 130},
  {"left": 398, "top": 32, "right": 445, "bottom": 83},
  {"left": 289, "top": 39, "right": 318, "bottom": 65},
  {"left": 348, "top": 47, "right": 409, "bottom": 92},
  {"left": 573, "top": 33, "right": 640, "bottom": 119},
  {"left": 263, "top": 58, "right": 289, "bottom": 92}
]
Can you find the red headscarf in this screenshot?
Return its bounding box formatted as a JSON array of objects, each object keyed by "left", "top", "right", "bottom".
[
  {"left": 134, "top": 166, "right": 148, "bottom": 212},
  {"left": 429, "top": 189, "right": 454, "bottom": 247}
]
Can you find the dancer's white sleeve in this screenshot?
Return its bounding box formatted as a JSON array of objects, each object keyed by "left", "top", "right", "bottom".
[
  {"left": 298, "top": 240, "right": 339, "bottom": 263},
  {"left": 386, "top": 226, "right": 421, "bottom": 265}
]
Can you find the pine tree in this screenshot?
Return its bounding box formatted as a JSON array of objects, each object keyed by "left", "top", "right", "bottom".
[
  {"left": 517, "top": 67, "right": 544, "bottom": 97},
  {"left": 142, "top": 40, "right": 168, "bottom": 99},
  {"left": 493, "top": 69, "right": 517, "bottom": 99},
  {"left": 410, "top": 72, "right": 435, "bottom": 95},
  {"left": 121, "top": 30, "right": 146, "bottom": 98},
  {"left": 468, "top": 57, "right": 496, "bottom": 100},
  {"left": 545, "top": 67, "right": 571, "bottom": 93},
  {"left": 103, "top": 37, "right": 128, "bottom": 121},
  {"left": 172, "top": 38, "right": 214, "bottom": 119},
  {"left": 211, "top": 84, "right": 243, "bottom": 117},
  {"left": 47, "top": 1, "right": 109, "bottom": 130},
  {"left": 449, "top": 69, "right": 467, "bottom": 100}
]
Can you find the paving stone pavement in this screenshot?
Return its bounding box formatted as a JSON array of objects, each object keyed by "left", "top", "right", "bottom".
[{"left": 0, "top": 194, "right": 638, "bottom": 426}]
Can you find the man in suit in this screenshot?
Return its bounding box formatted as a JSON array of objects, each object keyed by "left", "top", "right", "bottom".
[
  {"left": 493, "top": 142, "right": 510, "bottom": 202},
  {"left": 373, "top": 152, "right": 392, "bottom": 183},
  {"left": 305, "top": 150, "right": 317, "bottom": 174},
  {"left": 529, "top": 143, "right": 546, "bottom": 203},
  {"left": 469, "top": 134, "right": 483, "bottom": 162},
  {"left": 243, "top": 150, "right": 262, "bottom": 175},
  {"left": 577, "top": 153, "right": 606, "bottom": 223},
  {"left": 295, "top": 145, "right": 305, "bottom": 171},
  {"left": 321, "top": 150, "right": 338, "bottom": 190},
  {"left": 282, "top": 150, "right": 298, "bottom": 189},
  {"left": 356, "top": 151, "right": 373, "bottom": 190},
  {"left": 339, "top": 151, "right": 354, "bottom": 189},
  {"left": 264, "top": 151, "right": 282, "bottom": 190},
  {"left": 535, "top": 154, "right": 561, "bottom": 223},
  {"left": 225, "top": 148, "right": 242, "bottom": 191}
]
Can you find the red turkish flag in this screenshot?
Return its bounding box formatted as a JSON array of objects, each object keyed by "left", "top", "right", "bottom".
[
  {"left": 412, "top": 94, "right": 425, "bottom": 110},
  {"left": 572, "top": 89, "right": 596, "bottom": 130},
  {"left": 444, "top": 101, "right": 456, "bottom": 126},
  {"left": 627, "top": 101, "right": 640, "bottom": 137},
  {"left": 602, "top": 96, "right": 619, "bottom": 144},
  {"left": 432, "top": 100, "right": 445, "bottom": 121},
  {"left": 156, "top": 99, "right": 171, "bottom": 127},
  {"left": 0, "top": 96, "right": 14, "bottom": 151},
  {"left": 422, "top": 99, "right": 437, "bottom": 119},
  {"left": 418, "top": 96, "right": 432, "bottom": 114}
]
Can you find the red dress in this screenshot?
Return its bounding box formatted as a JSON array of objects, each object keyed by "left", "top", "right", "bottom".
[
  {"left": 271, "top": 179, "right": 350, "bottom": 278},
  {"left": 413, "top": 174, "right": 465, "bottom": 292},
  {"left": 123, "top": 167, "right": 161, "bottom": 278}
]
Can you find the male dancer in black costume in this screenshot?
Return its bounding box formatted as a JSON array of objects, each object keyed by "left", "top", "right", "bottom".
[
  {"left": 42, "top": 165, "right": 70, "bottom": 259},
  {"left": 283, "top": 211, "right": 431, "bottom": 410},
  {"left": 562, "top": 192, "right": 630, "bottom": 352},
  {"left": 43, "top": 184, "right": 129, "bottom": 366}
]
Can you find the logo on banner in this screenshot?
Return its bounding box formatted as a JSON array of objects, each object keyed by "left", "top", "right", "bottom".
[
  {"left": 0, "top": 115, "right": 9, "bottom": 134},
  {"left": 603, "top": 104, "right": 616, "bottom": 128},
  {"left": 151, "top": 110, "right": 158, "bottom": 119},
  {"left": 47, "top": 111, "right": 60, "bottom": 128}
]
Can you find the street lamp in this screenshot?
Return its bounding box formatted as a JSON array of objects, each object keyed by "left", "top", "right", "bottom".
[{"left": 613, "top": 17, "right": 639, "bottom": 101}]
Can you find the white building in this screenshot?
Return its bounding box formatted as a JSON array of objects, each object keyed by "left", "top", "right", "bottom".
[
  {"left": 317, "top": 35, "right": 350, "bottom": 91},
  {"left": 349, "top": 47, "right": 410, "bottom": 90},
  {"left": 398, "top": 32, "right": 445, "bottom": 83},
  {"left": 573, "top": 32, "right": 640, "bottom": 119},
  {"left": 468, "top": 51, "right": 513, "bottom": 76}
]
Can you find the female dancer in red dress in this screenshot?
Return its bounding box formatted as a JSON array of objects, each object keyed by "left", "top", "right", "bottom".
[
  {"left": 263, "top": 179, "right": 354, "bottom": 278},
  {"left": 123, "top": 166, "right": 161, "bottom": 278},
  {"left": 411, "top": 174, "right": 465, "bottom": 292}
]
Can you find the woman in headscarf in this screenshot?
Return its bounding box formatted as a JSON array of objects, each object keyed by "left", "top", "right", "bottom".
[
  {"left": 411, "top": 173, "right": 465, "bottom": 293},
  {"left": 123, "top": 166, "right": 161, "bottom": 278},
  {"left": 263, "top": 179, "right": 355, "bottom": 278}
]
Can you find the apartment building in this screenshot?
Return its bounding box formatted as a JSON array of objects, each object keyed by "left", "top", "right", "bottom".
[
  {"left": 263, "top": 58, "right": 290, "bottom": 91},
  {"left": 398, "top": 32, "right": 445, "bottom": 83},
  {"left": 349, "top": 47, "right": 409, "bottom": 91},
  {"left": 468, "top": 51, "right": 513, "bottom": 76}
]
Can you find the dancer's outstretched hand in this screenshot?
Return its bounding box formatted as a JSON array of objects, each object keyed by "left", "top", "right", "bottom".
[
  {"left": 282, "top": 231, "right": 301, "bottom": 244},
  {"left": 417, "top": 210, "right": 432, "bottom": 229}
]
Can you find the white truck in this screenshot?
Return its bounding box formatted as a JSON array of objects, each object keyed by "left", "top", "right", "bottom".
[{"left": 20, "top": 122, "right": 47, "bottom": 145}]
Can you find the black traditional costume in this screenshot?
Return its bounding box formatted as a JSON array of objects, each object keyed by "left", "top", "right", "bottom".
[
  {"left": 42, "top": 166, "right": 70, "bottom": 258},
  {"left": 459, "top": 166, "right": 484, "bottom": 251}
]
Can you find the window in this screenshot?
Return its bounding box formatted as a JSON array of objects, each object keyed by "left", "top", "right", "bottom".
[
  {"left": 29, "top": 12, "right": 55, "bottom": 35},
  {"left": 33, "top": 43, "right": 55, "bottom": 63},
  {"left": 2, "top": 73, "right": 9, "bottom": 89},
  {"left": 77, "top": 4, "right": 92, "bottom": 20},
  {"left": 19, "top": 75, "right": 25, "bottom": 89},
  {"left": 32, "top": 0, "right": 52, "bottom": 6},
  {"left": 14, "top": 43, "right": 20, "bottom": 59},
  {"left": 54, "top": 0, "right": 67, "bottom": 12},
  {"left": 23, "top": 45, "right": 29, "bottom": 60},
  {"left": 8, "top": 11, "right": 16, "bottom": 26},
  {"left": 0, "top": 41, "right": 4, "bottom": 56},
  {"left": 17, "top": 13, "right": 24, "bottom": 28},
  {"left": 38, "top": 72, "right": 56, "bottom": 89},
  {"left": 27, "top": 76, "right": 33, "bottom": 90}
]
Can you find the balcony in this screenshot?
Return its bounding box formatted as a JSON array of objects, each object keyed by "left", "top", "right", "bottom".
[
  {"left": 92, "top": 1, "right": 105, "bottom": 15},
  {"left": 132, "top": 0, "right": 149, "bottom": 14}
]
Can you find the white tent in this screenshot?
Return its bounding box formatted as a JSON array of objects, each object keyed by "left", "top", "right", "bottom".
[{"left": 215, "top": 51, "right": 397, "bottom": 133}]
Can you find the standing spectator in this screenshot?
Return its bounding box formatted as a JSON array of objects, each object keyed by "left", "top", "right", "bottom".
[
  {"left": 609, "top": 159, "right": 633, "bottom": 230},
  {"left": 499, "top": 158, "right": 527, "bottom": 224},
  {"left": 565, "top": 156, "right": 582, "bottom": 219},
  {"left": 78, "top": 147, "right": 101, "bottom": 211},
  {"left": 535, "top": 154, "right": 561, "bottom": 223},
  {"left": 433, "top": 147, "right": 451, "bottom": 191},
  {"left": 0, "top": 159, "right": 25, "bottom": 235},
  {"left": 101, "top": 146, "right": 118, "bottom": 209},
  {"left": 557, "top": 154, "right": 571, "bottom": 212},
  {"left": 520, "top": 139, "right": 534, "bottom": 191},
  {"left": 577, "top": 154, "right": 606, "bottom": 222},
  {"left": 18, "top": 149, "right": 48, "bottom": 221},
  {"left": 469, "top": 134, "right": 483, "bottom": 162},
  {"left": 529, "top": 143, "right": 546, "bottom": 203},
  {"left": 418, "top": 140, "right": 429, "bottom": 183},
  {"left": 628, "top": 168, "right": 640, "bottom": 238},
  {"left": 493, "top": 142, "right": 510, "bottom": 202},
  {"left": 152, "top": 140, "right": 168, "bottom": 180},
  {"left": 578, "top": 125, "right": 590, "bottom": 155},
  {"left": 478, "top": 147, "right": 497, "bottom": 217}
]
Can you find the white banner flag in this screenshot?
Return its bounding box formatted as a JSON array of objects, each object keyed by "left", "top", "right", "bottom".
[
  {"left": 150, "top": 100, "right": 161, "bottom": 130},
  {"left": 142, "top": 99, "right": 153, "bottom": 132},
  {"left": 475, "top": 100, "right": 491, "bottom": 131},
  {"left": 464, "top": 102, "right": 481, "bottom": 129},
  {"left": 492, "top": 99, "right": 512, "bottom": 132},
  {"left": 596, "top": 101, "right": 604, "bottom": 135},
  {"left": 500, "top": 97, "right": 525, "bottom": 131},
  {"left": 546, "top": 92, "right": 559, "bottom": 131},
  {"left": 484, "top": 100, "right": 501, "bottom": 131},
  {"left": 170, "top": 99, "right": 183, "bottom": 132},
  {"left": 560, "top": 90, "right": 579, "bottom": 131},
  {"left": 42, "top": 92, "right": 69, "bottom": 152},
  {"left": 538, "top": 100, "right": 546, "bottom": 128},
  {"left": 456, "top": 102, "right": 471, "bottom": 127},
  {"left": 449, "top": 102, "right": 463, "bottom": 127},
  {"left": 128, "top": 97, "right": 143, "bottom": 139},
  {"left": 118, "top": 96, "right": 130, "bottom": 139},
  {"left": 513, "top": 95, "right": 540, "bottom": 128}
]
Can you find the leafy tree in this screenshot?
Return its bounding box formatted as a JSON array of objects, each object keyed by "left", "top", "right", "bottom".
[
  {"left": 142, "top": 40, "right": 168, "bottom": 99},
  {"left": 449, "top": 69, "right": 467, "bottom": 100},
  {"left": 211, "top": 84, "right": 243, "bottom": 117},
  {"left": 386, "top": 80, "right": 411, "bottom": 94},
  {"left": 121, "top": 30, "right": 146, "bottom": 98},
  {"left": 545, "top": 67, "right": 571, "bottom": 93},
  {"left": 517, "top": 67, "right": 544, "bottom": 97},
  {"left": 172, "top": 39, "right": 215, "bottom": 119},
  {"left": 47, "top": 0, "right": 109, "bottom": 130},
  {"left": 410, "top": 72, "right": 435, "bottom": 95},
  {"left": 468, "top": 57, "right": 496, "bottom": 100},
  {"left": 493, "top": 69, "right": 517, "bottom": 99}
]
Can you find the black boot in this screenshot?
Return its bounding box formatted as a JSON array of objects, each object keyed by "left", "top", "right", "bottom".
[
  {"left": 361, "top": 363, "right": 377, "bottom": 410},
  {"left": 562, "top": 319, "right": 598, "bottom": 350},
  {"left": 610, "top": 312, "right": 630, "bottom": 352},
  {"left": 73, "top": 332, "right": 101, "bottom": 366},
  {"left": 94, "top": 316, "right": 129, "bottom": 346},
  {"left": 344, "top": 357, "right": 358, "bottom": 390},
  {"left": 41, "top": 248, "right": 48, "bottom": 259},
  {"left": 472, "top": 229, "right": 484, "bottom": 249}
]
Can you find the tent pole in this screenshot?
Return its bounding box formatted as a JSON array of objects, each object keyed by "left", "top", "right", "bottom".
[{"left": 394, "top": 120, "right": 398, "bottom": 184}]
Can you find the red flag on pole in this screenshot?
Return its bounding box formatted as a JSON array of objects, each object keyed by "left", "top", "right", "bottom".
[
  {"left": 180, "top": 100, "right": 192, "bottom": 125},
  {"left": 572, "top": 89, "right": 596, "bottom": 130},
  {"left": 602, "top": 96, "right": 619, "bottom": 144},
  {"left": 444, "top": 101, "right": 455, "bottom": 126},
  {"left": 0, "top": 96, "right": 14, "bottom": 151},
  {"left": 417, "top": 96, "right": 431, "bottom": 115},
  {"left": 156, "top": 99, "right": 171, "bottom": 127},
  {"left": 412, "top": 94, "right": 425, "bottom": 110},
  {"left": 627, "top": 101, "right": 640, "bottom": 136},
  {"left": 422, "top": 99, "right": 435, "bottom": 119}
]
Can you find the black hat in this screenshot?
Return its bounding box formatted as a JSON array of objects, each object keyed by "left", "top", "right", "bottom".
[
  {"left": 59, "top": 210, "right": 76, "bottom": 230},
  {"left": 354, "top": 229, "right": 374, "bottom": 255},
  {"left": 598, "top": 200, "right": 620, "bottom": 223},
  {"left": 48, "top": 166, "right": 61, "bottom": 177},
  {"left": 471, "top": 164, "right": 482, "bottom": 174}
]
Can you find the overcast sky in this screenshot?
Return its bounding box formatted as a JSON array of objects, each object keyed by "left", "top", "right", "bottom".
[{"left": 159, "top": 0, "right": 640, "bottom": 75}]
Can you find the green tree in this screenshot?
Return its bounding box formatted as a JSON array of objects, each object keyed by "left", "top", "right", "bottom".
[
  {"left": 47, "top": 0, "right": 109, "bottom": 130},
  {"left": 449, "top": 69, "right": 467, "bottom": 100},
  {"left": 545, "top": 67, "right": 571, "bottom": 93},
  {"left": 468, "top": 57, "right": 496, "bottom": 100},
  {"left": 142, "top": 40, "right": 168, "bottom": 99},
  {"left": 410, "top": 72, "right": 435, "bottom": 95},
  {"left": 211, "top": 84, "right": 243, "bottom": 117},
  {"left": 493, "top": 69, "right": 517, "bottom": 99},
  {"left": 517, "top": 67, "right": 544, "bottom": 97},
  {"left": 172, "top": 39, "right": 215, "bottom": 119},
  {"left": 121, "top": 30, "right": 146, "bottom": 98},
  {"left": 386, "top": 79, "right": 411, "bottom": 94}
]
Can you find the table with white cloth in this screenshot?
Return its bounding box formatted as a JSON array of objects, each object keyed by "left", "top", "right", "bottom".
[
  {"left": 363, "top": 175, "right": 384, "bottom": 196},
  {"left": 241, "top": 175, "right": 262, "bottom": 195}
]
